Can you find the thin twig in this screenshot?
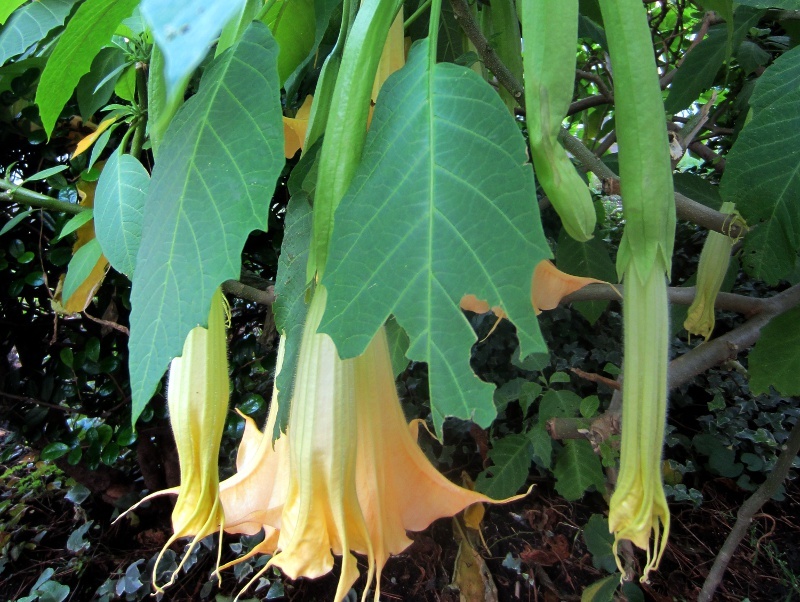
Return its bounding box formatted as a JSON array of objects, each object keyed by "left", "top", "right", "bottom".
[{"left": 698, "top": 419, "right": 800, "bottom": 602}]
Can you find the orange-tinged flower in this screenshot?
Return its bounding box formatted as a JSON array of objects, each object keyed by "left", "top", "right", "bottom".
[
  {"left": 351, "top": 324, "right": 513, "bottom": 599},
  {"left": 266, "top": 286, "right": 373, "bottom": 602},
  {"left": 283, "top": 96, "right": 314, "bottom": 158},
  {"left": 218, "top": 338, "right": 290, "bottom": 570}
]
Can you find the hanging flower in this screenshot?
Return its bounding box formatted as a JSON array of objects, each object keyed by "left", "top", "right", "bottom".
[
  {"left": 119, "top": 288, "right": 231, "bottom": 592},
  {"left": 608, "top": 268, "right": 670, "bottom": 582},
  {"left": 225, "top": 286, "right": 525, "bottom": 601}
]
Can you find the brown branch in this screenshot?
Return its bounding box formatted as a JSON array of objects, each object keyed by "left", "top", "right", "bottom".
[
  {"left": 570, "top": 367, "right": 621, "bottom": 390},
  {"left": 0, "top": 391, "right": 84, "bottom": 415},
  {"left": 551, "top": 284, "right": 800, "bottom": 440},
  {"left": 698, "top": 418, "right": 800, "bottom": 602},
  {"left": 222, "top": 280, "right": 275, "bottom": 305},
  {"left": 82, "top": 310, "right": 130, "bottom": 336}
]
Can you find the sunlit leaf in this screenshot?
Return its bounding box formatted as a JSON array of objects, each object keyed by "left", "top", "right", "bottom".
[{"left": 0, "top": 0, "right": 76, "bottom": 64}]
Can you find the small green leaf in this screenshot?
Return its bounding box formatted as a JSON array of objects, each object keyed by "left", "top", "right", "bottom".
[
  {"left": 0, "top": 209, "right": 34, "bottom": 236},
  {"left": 40, "top": 442, "right": 70, "bottom": 460},
  {"left": 55, "top": 209, "right": 93, "bottom": 241},
  {"left": 583, "top": 514, "right": 617, "bottom": 573},
  {"left": 321, "top": 40, "right": 550, "bottom": 435},
  {"left": 0, "top": 0, "right": 76, "bottom": 64},
  {"left": 581, "top": 574, "right": 619, "bottom": 602},
  {"left": 549, "top": 371, "right": 571, "bottom": 384},
  {"left": 35, "top": 0, "right": 140, "bottom": 137},
  {"left": 539, "top": 389, "right": 582, "bottom": 422},
  {"left": 94, "top": 149, "right": 149, "bottom": 277},
  {"left": 62, "top": 238, "right": 103, "bottom": 303},
  {"left": 100, "top": 442, "right": 119, "bottom": 465},
  {"left": 748, "top": 306, "right": 800, "bottom": 395},
  {"left": 66, "top": 520, "right": 93, "bottom": 553},
  {"left": 580, "top": 395, "right": 600, "bottom": 418},
  {"left": 475, "top": 433, "right": 532, "bottom": 498},
  {"left": 553, "top": 439, "right": 606, "bottom": 501},
  {"left": 129, "top": 22, "right": 283, "bottom": 422},
  {"left": 528, "top": 423, "right": 552, "bottom": 467},
  {"left": 25, "top": 165, "right": 68, "bottom": 182},
  {"left": 238, "top": 393, "right": 265, "bottom": 415},
  {"left": 59, "top": 347, "right": 73, "bottom": 368}
]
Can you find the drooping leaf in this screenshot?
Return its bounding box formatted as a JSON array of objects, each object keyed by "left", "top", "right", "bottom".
[
  {"left": 475, "top": 433, "right": 533, "bottom": 498},
  {"left": 71, "top": 116, "right": 118, "bottom": 159},
  {"left": 283, "top": 0, "right": 342, "bottom": 98},
  {"left": 720, "top": 45, "right": 800, "bottom": 284},
  {"left": 94, "top": 149, "right": 149, "bottom": 277},
  {"left": 748, "top": 306, "right": 800, "bottom": 396},
  {"left": 556, "top": 231, "right": 617, "bottom": 324},
  {"left": 35, "top": 0, "right": 139, "bottom": 137},
  {"left": 273, "top": 195, "right": 312, "bottom": 437},
  {"left": 553, "top": 439, "right": 606, "bottom": 501},
  {"left": 55, "top": 209, "right": 94, "bottom": 241},
  {"left": 129, "top": 22, "right": 283, "bottom": 421},
  {"left": 321, "top": 40, "right": 550, "bottom": 435},
  {"left": 0, "top": 0, "right": 76, "bottom": 65},
  {"left": 141, "top": 0, "right": 246, "bottom": 102}
]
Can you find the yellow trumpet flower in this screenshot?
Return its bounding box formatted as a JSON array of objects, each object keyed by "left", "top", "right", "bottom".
[
  {"left": 266, "top": 286, "right": 373, "bottom": 601},
  {"left": 119, "top": 288, "right": 231, "bottom": 592},
  {"left": 225, "top": 287, "right": 524, "bottom": 601}
]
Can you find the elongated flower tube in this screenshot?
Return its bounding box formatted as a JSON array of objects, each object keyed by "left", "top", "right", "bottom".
[
  {"left": 608, "top": 268, "right": 670, "bottom": 580},
  {"left": 684, "top": 202, "right": 741, "bottom": 340},
  {"left": 128, "top": 288, "right": 230, "bottom": 592},
  {"left": 267, "top": 286, "right": 374, "bottom": 602}
]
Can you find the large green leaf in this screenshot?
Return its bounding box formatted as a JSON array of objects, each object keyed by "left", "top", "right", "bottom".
[
  {"left": 0, "top": 0, "right": 75, "bottom": 65},
  {"left": 35, "top": 0, "right": 139, "bottom": 137},
  {"left": 748, "top": 306, "right": 800, "bottom": 396},
  {"left": 94, "top": 149, "right": 149, "bottom": 278},
  {"left": 721, "top": 45, "right": 800, "bottom": 285},
  {"left": 263, "top": 0, "right": 316, "bottom": 84},
  {"left": 320, "top": 40, "right": 550, "bottom": 435},
  {"left": 556, "top": 230, "right": 616, "bottom": 324},
  {"left": 664, "top": 7, "right": 762, "bottom": 114},
  {"left": 553, "top": 439, "right": 606, "bottom": 501},
  {"left": 475, "top": 433, "right": 532, "bottom": 498},
  {"left": 273, "top": 195, "right": 312, "bottom": 437},
  {"left": 141, "top": 0, "right": 245, "bottom": 102},
  {"left": 129, "top": 22, "right": 283, "bottom": 421}
]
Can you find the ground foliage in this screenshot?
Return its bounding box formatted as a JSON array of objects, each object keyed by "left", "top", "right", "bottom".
[{"left": 0, "top": 0, "right": 799, "bottom": 601}]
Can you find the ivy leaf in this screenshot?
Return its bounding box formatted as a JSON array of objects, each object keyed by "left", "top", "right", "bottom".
[
  {"left": 273, "top": 195, "right": 312, "bottom": 437},
  {"left": 0, "top": 0, "right": 76, "bottom": 64},
  {"left": 129, "top": 22, "right": 283, "bottom": 421},
  {"left": 141, "top": 0, "right": 246, "bottom": 102},
  {"left": 721, "top": 45, "right": 800, "bottom": 284},
  {"left": 475, "top": 433, "right": 532, "bottom": 498},
  {"left": 748, "top": 306, "right": 800, "bottom": 396},
  {"left": 321, "top": 40, "right": 550, "bottom": 436},
  {"left": 553, "top": 439, "right": 606, "bottom": 501},
  {"left": 94, "top": 149, "right": 149, "bottom": 277},
  {"left": 35, "top": 0, "right": 139, "bottom": 137}
]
